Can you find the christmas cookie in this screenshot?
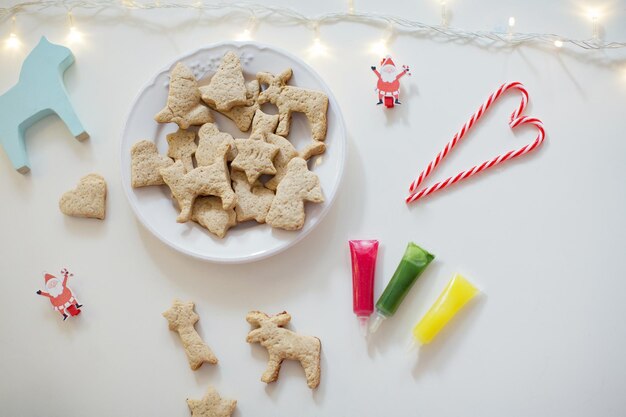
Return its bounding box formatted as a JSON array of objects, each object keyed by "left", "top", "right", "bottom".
[
  {"left": 257, "top": 68, "right": 329, "bottom": 141},
  {"left": 187, "top": 385, "right": 236, "bottom": 417},
  {"left": 163, "top": 300, "right": 218, "bottom": 370},
  {"left": 299, "top": 141, "right": 326, "bottom": 161},
  {"left": 200, "top": 52, "right": 250, "bottom": 111},
  {"left": 131, "top": 140, "right": 174, "bottom": 188},
  {"left": 160, "top": 148, "right": 237, "bottom": 223},
  {"left": 263, "top": 133, "right": 298, "bottom": 190},
  {"left": 231, "top": 169, "right": 274, "bottom": 223},
  {"left": 59, "top": 173, "right": 107, "bottom": 220},
  {"left": 155, "top": 62, "right": 213, "bottom": 129},
  {"left": 246, "top": 310, "right": 321, "bottom": 389},
  {"left": 166, "top": 129, "right": 197, "bottom": 172},
  {"left": 266, "top": 158, "right": 324, "bottom": 230},
  {"left": 196, "top": 123, "right": 237, "bottom": 165},
  {"left": 230, "top": 138, "right": 278, "bottom": 184},
  {"left": 211, "top": 80, "right": 260, "bottom": 132},
  {"left": 191, "top": 196, "right": 237, "bottom": 238},
  {"left": 249, "top": 109, "right": 279, "bottom": 139}
]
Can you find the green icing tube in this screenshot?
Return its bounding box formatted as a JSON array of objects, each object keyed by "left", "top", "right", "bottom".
[{"left": 369, "top": 242, "right": 435, "bottom": 333}]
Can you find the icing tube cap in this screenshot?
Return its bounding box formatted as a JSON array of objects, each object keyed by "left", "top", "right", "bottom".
[
  {"left": 407, "top": 338, "right": 422, "bottom": 353},
  {"left": 357, "top": 316, "right": 370, "bottom": 337},
  {"left": 369, "top": 312, "right": 387, "bottom": 334}
]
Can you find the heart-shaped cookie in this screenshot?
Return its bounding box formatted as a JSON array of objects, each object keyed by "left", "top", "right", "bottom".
[
  {"left": 59, "top": 173, "right": 107, "bottom": 220},
  {"left": 406, "top": 82, "right": 545, "bottom": 203}
]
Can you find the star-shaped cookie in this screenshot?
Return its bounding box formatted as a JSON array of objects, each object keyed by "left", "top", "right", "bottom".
[
  {"left": 231, "top": 138, "right": 278, "bottom": 184},
  {"left": 263, "top": 133, "right": 298, "bottom": 190},
  {"left": 187, "top": 386, "right": 236, "bottom": 417}
]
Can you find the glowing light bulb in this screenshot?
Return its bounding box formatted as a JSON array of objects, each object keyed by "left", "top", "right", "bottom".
[
  {"left": 440, "top": 1, "right": 448, "bottom": 26},
  {"left": 67, "top": 26, "right": 82, "bottom": 43},
  {"left": 348, "top": 0, "right": 355, "bottom": 14},
  {"left": 554, "top": 39, "right": 563, "bottom": 48},
  {"left": 371, "top": 24, "right": 393, "bottom": 55},
  {"left": 5, "top": 17, "right": 20, "bottom": 49},
  {"left": 588, "top": 9, "right": 600, "bottom": 39},
  {"left": 66, "top": 13, "right": 83, "bottom": 44},
  {"left": 309, "top": 37, "right": 328, "bottom": 57},
  {"left": 370, "top": 39, "right": 388, "bottom": 56},
  {"left": 308, "top": 22, "right": 327, "bottom": 57},
  {"left": 237, "top": 28, "right": 252, "bottom": 41},
  {"left": 5, "top": 32, "right": 20, "bottom": 49},
  {"left": 507, "top": 16, "right": 515, "bottom": 38},
  {"left": 237, "top": 16, "right": 256, "bottom": 41}
]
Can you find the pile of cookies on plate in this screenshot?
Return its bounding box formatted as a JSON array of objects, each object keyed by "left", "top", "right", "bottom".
[{"left": 130, "top": 51, "right": 329, "bottom": 238}]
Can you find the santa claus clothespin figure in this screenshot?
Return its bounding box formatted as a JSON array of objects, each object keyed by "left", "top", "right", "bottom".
[
  {"left": 371, "top": 55, "right": 411, "bottom": 108},
  {"left": 36, "top": 268, "right": 82, "bottom": 320}
]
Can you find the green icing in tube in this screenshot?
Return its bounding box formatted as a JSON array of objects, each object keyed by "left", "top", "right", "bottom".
[{"left": 370, "top": 242, "right": 435, "bottom": 333}]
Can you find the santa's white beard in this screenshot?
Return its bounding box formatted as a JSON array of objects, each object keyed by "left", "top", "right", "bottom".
[
  {"left": 380, "top": 65, "right": 397, "bottom": 83},
  {"left": 47, "top": 280, "right": 64, "bottom": 297}
]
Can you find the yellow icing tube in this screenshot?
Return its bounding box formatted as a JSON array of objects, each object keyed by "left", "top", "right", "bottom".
[{"left": 412, "top": 274, "right": 479, "bottom": 346}]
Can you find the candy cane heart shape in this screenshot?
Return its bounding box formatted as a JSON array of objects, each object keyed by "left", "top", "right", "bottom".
[{"left": 406, "top": 82, "right": 546, "bottom": 204}]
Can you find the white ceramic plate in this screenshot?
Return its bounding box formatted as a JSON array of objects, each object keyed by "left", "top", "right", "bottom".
[{"left": 121, "top": 41, "right": 346, "bottom": 263}]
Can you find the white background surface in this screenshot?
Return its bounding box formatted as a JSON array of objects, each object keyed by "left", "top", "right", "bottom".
[{"left": 1, "top": 1, "right": 625, "bottom": 416}]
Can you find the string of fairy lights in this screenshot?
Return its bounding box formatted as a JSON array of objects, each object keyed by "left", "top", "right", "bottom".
[{"left": 1, "top": 1, "right": 625, "bottom": 55}]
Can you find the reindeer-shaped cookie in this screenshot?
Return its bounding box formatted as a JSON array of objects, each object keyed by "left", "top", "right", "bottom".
[
  {"left": 257, "top": 69, "right": 329, "bottom": 142},
  {"left": 160, "top": 142, "right": 237, "bottom": 223},
  {"left": 246, "top": 311, "right": 321, "bottom": 389},
  {"left": 0, "top": 37, "right": 89, "bottom": 174}
]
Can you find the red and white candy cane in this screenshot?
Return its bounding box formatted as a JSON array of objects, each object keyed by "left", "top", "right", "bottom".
[{"left": 406, "top": 81, "right": 545, "bottom": 204}]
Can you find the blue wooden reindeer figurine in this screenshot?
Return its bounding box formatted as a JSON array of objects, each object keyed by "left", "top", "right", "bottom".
[{"left": 0, "top": 36, "right": 89, "bottom": 174}]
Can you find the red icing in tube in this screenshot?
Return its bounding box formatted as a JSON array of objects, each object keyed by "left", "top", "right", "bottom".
[{"left": 349, "top": 240, "right": 379, "bottom": 335}]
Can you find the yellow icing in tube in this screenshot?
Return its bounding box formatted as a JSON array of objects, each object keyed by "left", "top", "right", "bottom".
[{"left": 412, "top": 274, "right": 479, "bottom": 345}]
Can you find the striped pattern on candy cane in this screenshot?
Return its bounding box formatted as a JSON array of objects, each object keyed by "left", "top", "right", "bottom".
[{"left": 406, "top": 82, "right": 545, "bottom": 204}]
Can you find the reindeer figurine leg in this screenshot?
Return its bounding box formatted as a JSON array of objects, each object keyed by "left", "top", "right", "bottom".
[
  {"left": 51, "top": 94, "right": 89, "bottom": 141},
  {"left": 0, "top": 126, "right": 30, "bottom": 174}
]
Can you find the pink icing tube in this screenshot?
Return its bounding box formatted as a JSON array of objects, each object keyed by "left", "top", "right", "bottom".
[{"left": 349, "top": 240, "right": 379, "bottom": 337}]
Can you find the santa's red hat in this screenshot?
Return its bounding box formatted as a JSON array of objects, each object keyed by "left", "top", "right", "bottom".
[
  {"left": 380, "top": 55, "right": 395, "bottom": 67},
  {"left": 44, "top": 273, "right": 56, "bottom": 284}
]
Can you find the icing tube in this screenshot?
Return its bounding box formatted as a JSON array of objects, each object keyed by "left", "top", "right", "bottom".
[
  {"left": 370, "top": 242, "right": 435, "bottom": 333},
  {"left": 349, "top": 240, "right": 379, "bottom": 337},
  {"left": 412, "top": 274, "right": 479, "bottom": 347}
]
